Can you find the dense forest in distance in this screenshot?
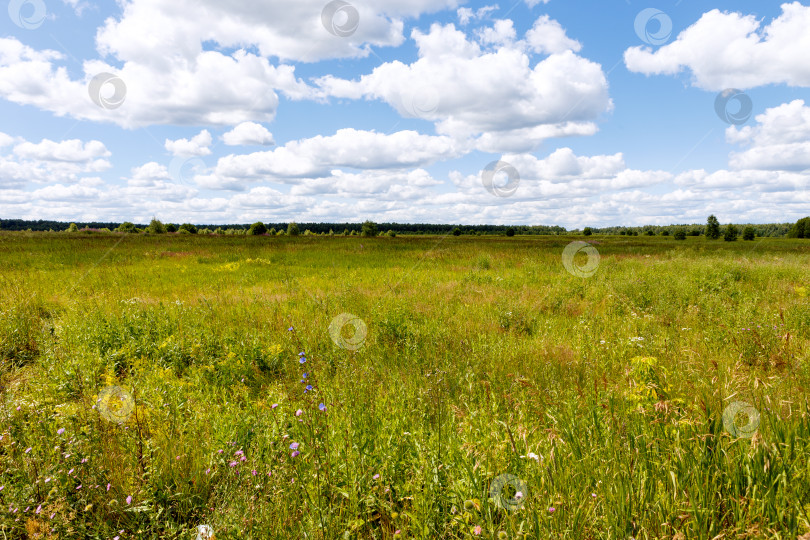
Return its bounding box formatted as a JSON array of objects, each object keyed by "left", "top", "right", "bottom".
[{"left": 0, "top": 218, "right": 801, "bottom": 237}]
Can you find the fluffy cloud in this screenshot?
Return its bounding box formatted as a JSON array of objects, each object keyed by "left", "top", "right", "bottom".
[
  {"left": 0, "top": 136, "right": 111, "bottom": 188},
  {"left": 525, "top": 15, "right": 581, "bottom": 55},
  {"left": 726, "top": 100, "right": 810, "bottom": 171},
  {"left": 165, "top": 130, "right": 213, "bottom": 157},
  {"left": 222, "top": 122, "right": 275, "bottom": 146},
  {"left": 317, "top": 21, "right": 611, "bottom": 153},
  {"left": 196, "top": 128, "right": 463, "bottom": 190},
  {"left": 624, "top": 2, "right": 810, "bottom": 90}
]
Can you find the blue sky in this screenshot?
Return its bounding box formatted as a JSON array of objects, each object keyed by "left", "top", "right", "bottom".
[{"left": 1, "top": 0, "right": 809, "bottom": 227}]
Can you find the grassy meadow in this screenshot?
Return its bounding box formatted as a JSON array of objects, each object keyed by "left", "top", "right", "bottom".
[{"left": 1, "top": 231, "right": 809, "bottom": 539}]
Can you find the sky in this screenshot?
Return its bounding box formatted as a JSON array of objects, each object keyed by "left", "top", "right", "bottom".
[{"left": 0, "top": 0, "right": 809, "bottom": 228}]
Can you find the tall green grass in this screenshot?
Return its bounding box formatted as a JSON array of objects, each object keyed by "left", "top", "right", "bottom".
[{"left": 0, "top": 232, "right": 808, "bottom": 538}]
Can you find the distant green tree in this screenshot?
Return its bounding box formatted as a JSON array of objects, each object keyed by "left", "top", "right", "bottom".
[
  {"left": 213, "top": 227, "right": 225, "bottom": 235},
  {"left": 583, "top": 227, "right": 593, "bottom": 236},
  {"left": 674, "top": 229, "right": 687, "bottom": 241},
  {"left": 706, "top": 215, "right": 721, "bottom": 240},
  {"left": 166, "top": 223, "right": 177, "bottom": 233},
  {"left": 146, "top": 218, "right": 166, "bottom": 234},
  {"left": 287, "top": 222, "right": 300, "bottom": 236},
  {"left": 688, "top": 229, "right": 701, "bottom": 236},
  {"left": 661, "top": 230, "right": 669, "bottom": 236},
  {"left": 116, "top": 222, "right": 137, "bottom": 233},
  {"left": 742, "top": 226, "right": 755, "bottom": 241},
  {"left": 645, "top": 230, "right": 654, "bottom": 236},
  {"left": 268, "top": 228, "right": 276, "bottom": 235},
  {"left": 178, "top": 223, "right": 197, "bottom": 234},
  {"left": 620, "top": 230, "right": 626, "bottom": 235},
  {"left": 328, "top": 229, "right": 334, "bottom": 236},
  {"left": 505, "top": 227, "right": 515, "bottom": 237},
  {"left": 361, "top": 221, "right": 378, "bottom": 237},
  {"left": 248, "top": 222, "right": 267, "bottom": 235},
  {"left": 342, "top": 228, "right": 349, "bottom": 236},
  {"left": 386, "top": 230, "right": 396, "bottom": 237},
  {"left": 724, "top": 224, "right": 738, "bottom": 241},
  {"left": 350, "top": 230, "right": 358, "bottom": 236},
  {"left": 787, "top": 217, "right": 810, "bottom": 238},
  {"left": 452, "top": 227, "right": 462, "bottom": 236},
  {"left": 276, "top": 229, "right": 285, "bottom": 236},
  {"left": 67, "top": 222, "right": 79, "bottom": 232}
]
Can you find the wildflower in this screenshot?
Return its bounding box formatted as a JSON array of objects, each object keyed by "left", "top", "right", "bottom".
[
  {"left": 76, "top": 485, "right": 82, "bottom": 490},
  {"left": 298, "top": 352, "right": 306, "bottom": 356},
  {"left": 57, "top": 428, "right": 65, "bottom": 435},
  {"left": 515, "top": 491, "right": 523, "bottom": 500},
  {"left": 319, "top": 403, "right": 326, "bottom": 412},
  {"left": 287, "top": 327, "right": 294, "bottom": 331},
  {"left": 295, "top": 409, "right": 303, "bottom": 417},
  {"left": 299, "top": 358, "right": 306, "bottom": 364},
  {"left": 235, "top": 450, "right": 244, "bottom": 456},
  {"left": 36, "top": 505, "right": 41, "bottom": 514},
  {"left": 229, "top": 461, "right": 238, "bottom": 467},
  {"left": 50, "top": 513, "right": 55, "bottom": 519},
  {"left": 240, "top": 456, "right": 247, "bottom": 462},
  {"left": 305, "top": 385, "right": 313, "bottom": 392},
  {"left": 591, "top": 493, "right": 597, "bottom": 498},
  {"left": 205, "top": 469, "right": 210, "bottom": 475},
  {"left": 548, "top": 507, "right": 555, "bottom": 513},
  {"left": 252, "top": 470, "right": 257, "bottom": 476},
  {"left": 473, "top": 525, "right": 482, "bottom": 536},
  {"left": 302, "top": 373, "right": 308, "bottom": 379},
  {"left": 25, "top": 447, "right": 31, "bottom": 454},
  {"left": 68, "top": 468, "right": 74, "bottom": 475},
  {"left": 291, "top": 451, "right": 300, "bottom": 458},
  {"left": 107, "top": 483, "right": 111, "bottom": 491},
  {"left": 45, "top": 478, "right": 51, "bottom": 483},
  {"left": 81, "top": 458, "right": 88, "bottom": 463},
  {"left": 271, "top": 404, "right": 279, "bottom": 409},
  {"left": 373, "top": 474, "right": 380, "bottom": 480},
  {"left": 289, "top": 442, "right": 300, "bottom": 450},
  {"left": 217, "top": 449, "right": 223, "bottom": 454},
  {"left": 126, "top": 496, "right": 132, "bottom": 505},
  {"left": 526, "top": 452, "right": 540, "bottom": 461}
]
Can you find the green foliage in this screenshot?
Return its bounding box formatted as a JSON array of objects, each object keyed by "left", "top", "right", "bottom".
[
  {"left": 66, "top": 222, "right": 79, "bottom": 233},
  {"left": 166, "top": 223, "right": 178, "bottom": 233},
  {"left": 724, "top": 223, "right": 738, "bottom": 242},
  {"left": 248, "top": 222, "right": 268, "bottom": 236},
  {"left": 116, "top": 221, "right": 137, "bottom": 233},
  {"left": 146, "top": 218, "right": 167, "bottom": 234},
  {"left": 583, "top": 227, "right": 593, "bottom": 236},
  {"left": 178, "top": 223, "right": 197, "bottom": 234},
  {"left": 706, "top": 214, "right": 721, "bottom": 239},
  {"left": 674, "top": 228, "right": 687, "bottom": 240},
  {"left": 787, "top": 216, "right": 810, "bottom": 238},
  {"left": 286, "top": 222, "right": 300, "bottom": 236},
  {"left": 505, "top": 227, "right": 515, "bottom": 237},
  {"left": 386, "top": 230, "right": 396, "bottom": 237},
  {"left": 661, "top": 229, "right": 669, "bottom": 236},
  {"left": 742, "top": 226, "right": 756, "bottom": 241},
  {"left": 452, "top": 227, "right": 461, "bottom": 236},
  {"left": 213, "top": 227, "right": 225, "bottom": 235},
  {"left": 361, "top": 220, "right": 378, "bottom": 237},
  {"left": 0, "top": 235, "right": 810, "bottom": 538}
]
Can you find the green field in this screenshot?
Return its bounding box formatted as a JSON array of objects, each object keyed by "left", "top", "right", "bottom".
[{"left": 1, "top": 232, "right": 809, "bottom": 539}]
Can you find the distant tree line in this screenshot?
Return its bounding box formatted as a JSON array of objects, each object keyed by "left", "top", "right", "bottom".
[{"left": 1, "top": 217, "right": 806, "bottom": 238}]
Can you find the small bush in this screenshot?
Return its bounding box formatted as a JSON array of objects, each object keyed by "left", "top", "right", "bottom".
[
  {"left": 387, "top": 230, "right": 396, "bottom": 237},
  {"left": 361, "top": 221, "right": 378, "bottom": 237},
  {"left": 147, "top": 218, "right": 167, "bottom": 234},
  {"left": 724, "top": 224, "right": 738, "bottom": 242},
  {"left": 505, "top": 227, "right": 515, "bottom": 237},
  {"left": 452, "top": 227, "right": 461, "bottom": 236},
  {"left": 249, "top": 222, "right": 268, "bottom": 236},
  {"left": 179, "top": 223, "right": 198, "bottom": 234},
  {"left": 742, "top": 226, "right": 755, "bottom": 241},
  {"left": 287, "top": 222, "right": 300, "bottom": 236},
  {"left": 583, "top": 227, "right": 593, "bottom": 236},
  {"left": 674, "top": 229, "right": 687, "bottom": 241}
]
